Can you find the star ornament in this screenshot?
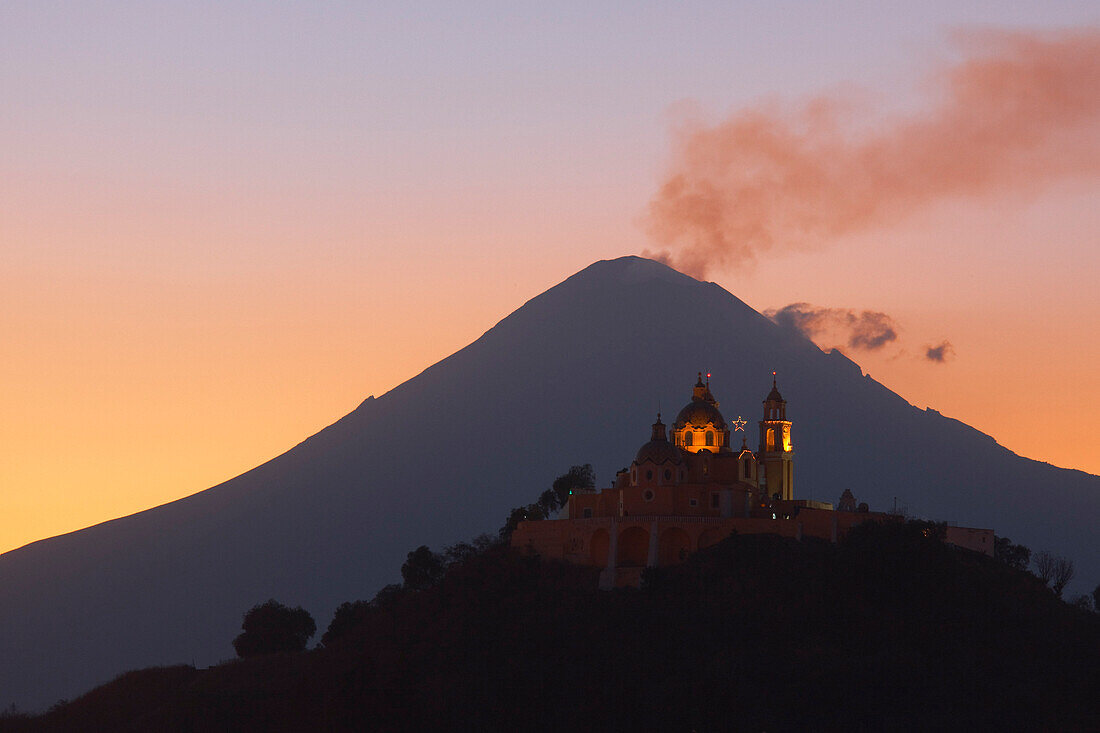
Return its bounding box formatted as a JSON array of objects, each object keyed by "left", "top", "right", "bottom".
[{"left": 731, "top": 416, "right": 747, "bottom": 432}]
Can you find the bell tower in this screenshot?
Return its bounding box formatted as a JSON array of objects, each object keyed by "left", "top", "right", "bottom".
[{"left": 758, "top": 372, "right": 794, "bottom": 501}]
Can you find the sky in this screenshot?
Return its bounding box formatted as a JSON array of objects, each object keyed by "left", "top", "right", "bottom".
[{"left": 2, "top": 1, "right": 1098, "bottom": 555}]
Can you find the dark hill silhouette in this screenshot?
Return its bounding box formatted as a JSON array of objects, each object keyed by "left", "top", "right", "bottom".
[
  {"left": 5, "top": 524, "right": 1099, "bottom": 731},
  {"left": 1, "top": 256, "right": 1097, "bottom": 710}
]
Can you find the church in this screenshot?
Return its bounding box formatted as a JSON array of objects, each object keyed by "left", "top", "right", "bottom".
[{"left": 511, "top": 374, "right": 993, "bottom": 588}]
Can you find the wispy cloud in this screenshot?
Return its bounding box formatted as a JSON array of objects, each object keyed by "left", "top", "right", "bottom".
[{"left": 645, "top": 28, "right": 1100, "bottom": 278}]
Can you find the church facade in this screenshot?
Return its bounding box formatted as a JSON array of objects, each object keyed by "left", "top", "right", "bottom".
[{"left": 511, "top": 374, "right": 993, "bottom": 588}]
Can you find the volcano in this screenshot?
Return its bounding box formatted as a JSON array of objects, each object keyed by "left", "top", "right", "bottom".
[{"left": 2, "top": 256, "right": 1097, "bottom": 710}]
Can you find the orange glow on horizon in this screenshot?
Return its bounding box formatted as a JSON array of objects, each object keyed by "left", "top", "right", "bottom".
[{"left": 1, "top": 14, "right": 1097, "bottom": 557}]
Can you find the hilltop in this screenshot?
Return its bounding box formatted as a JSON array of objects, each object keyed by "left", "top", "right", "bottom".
[{"left": 3, "top": 521, "right": 1098, "bottom": 731}]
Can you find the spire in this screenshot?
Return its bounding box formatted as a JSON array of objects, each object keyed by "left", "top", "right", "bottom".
[
  {"left": 650, "top": 413, "right": 667, "bottom": 442},
  {"left": 692, "top": 372, "right": 708, "bottom": 401},
  {"left": 766, "top": 371, "right": 784, "bottom": 403}
]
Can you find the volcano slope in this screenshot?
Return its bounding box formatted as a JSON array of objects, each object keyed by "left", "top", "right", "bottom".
[{"left": 2, "top": 256, "right": 1097, "bottom": 710}]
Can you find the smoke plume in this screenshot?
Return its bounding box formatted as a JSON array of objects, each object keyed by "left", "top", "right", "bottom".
[
  {"left": 645, "top": 28, "right": 1100, "bottom": 278},
  {"left": 925, "top": 341, "right": 956, "bottom": 363},
  {"left": 767, "top": 303, "right": 898, "bottom": 351}
]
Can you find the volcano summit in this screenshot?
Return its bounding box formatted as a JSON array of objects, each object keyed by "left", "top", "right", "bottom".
[{"left": 1, "top": 256, "right": 1097, "bottom": 710}]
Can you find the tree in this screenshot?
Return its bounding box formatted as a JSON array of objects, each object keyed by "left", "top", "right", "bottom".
[
  {"left": 1034, "top": 551, "right": 1056, "bottom": 586},
  {"left": 401, "top": 545, "right": 445, "bottom": 590},
  {"left": 1033, "top": 551, "right": 1075, "bottom": 598},
  {"left": 323, "top": 600, "right": 373, "bottom": 646},
  {"left": 232, "top": 599, "right": 316, "bottom": 658},
  {"left": 499, "top": 504, "right": 545, "bottom": 542},
  {"left": 994, "top": 536, "right": 1031, "bottom": 571},
  {"left": 1069, "top": 595, "right": 1093, "bottom": 612},
  {"left": 551, "top": 464, "right": 595, "bottom": 508},
  {"left": 1052, "top": 557, "right": 1075, "bottom": 598},
  {"left": 536, "top": 489, "right": 559, "bottom": 519},
  {"left": 443, "top": 533, "right": 497, "bottom": 565},
  {"left": 499, "top": 464, "right": 597, "bottom": 542}
]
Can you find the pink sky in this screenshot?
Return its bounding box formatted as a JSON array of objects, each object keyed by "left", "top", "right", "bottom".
[{"left": 2, "top": 2, "right": 1098, "bottom": 554}]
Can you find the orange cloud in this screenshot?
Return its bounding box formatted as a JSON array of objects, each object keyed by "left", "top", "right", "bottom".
[
  {"left": 644, "top": 28, "right": 1100, "bottom": 278},
  {"left": 766, "top": 302, "right": 899, "bottom": 351}
]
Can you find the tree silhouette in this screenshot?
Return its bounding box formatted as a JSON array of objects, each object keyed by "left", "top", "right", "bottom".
[
  {"left": 500, "top": 464, "right": 597, "bottom": 541},
  {"left": 1051, "top": 557, "right": 1075, "bottom": 598},
  {"left": 993, "top": 535, "right": 1031, "bottom": 571},
  {"left": 1034, "top": 551, "right": 1075, "bottom": 598},
  {"left": 552, "top": 464, "right": 595, "bottom": 508},
  {"left": 499, "top": 505, "right": 544, "bottom": 542},
  {"left": 232, "top": 599, "right": 316, "bottom": 658},
  {"left": 401, "top": 545, "right": 445, "bottom": 590},
  {"left": 1034, "top": 551, "right": 1056, "bottom": 585}
]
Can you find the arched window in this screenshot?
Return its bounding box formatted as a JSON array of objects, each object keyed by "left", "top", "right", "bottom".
[
  {"left": 766, "top": 428, "right": 775, "bottom": 451},
  {"left": 684, "top": 432, "right": 693, "bottom": 446},
  {"left": 743, "top": 458, "right": 751, "bottom": 478},
  {"left": 705, "top": 430, "right": 715, "bottom": 446}
]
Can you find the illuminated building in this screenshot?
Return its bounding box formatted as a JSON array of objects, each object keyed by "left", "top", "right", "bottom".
[{"left": 511, "top": 374, "right": 993, "bottom": 588}]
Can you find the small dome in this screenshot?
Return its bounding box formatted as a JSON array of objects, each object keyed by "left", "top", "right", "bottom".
[
  {"left": 635, "top": 413, "right": 683, "bottom": 465},
  {"left": 635, "top": 439, "right": 684, "bottom": 466},
  {"left": 674, "top": 399, "right": 727, "bottom": 428},
  {"left": 765, "top": 374, "right": 784, "bottom": 403}
]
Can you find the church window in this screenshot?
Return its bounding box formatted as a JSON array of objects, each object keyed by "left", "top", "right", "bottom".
[
  {"left": 705, "top": 430, "right": 715, "bottom": 446},
  {"left": 663, "top": 469, "right": 671, "bottom": 481},
  {"left": 743, "top": 458, "right": 751, "bottom": 478},
  {"left": 766, "top": 428, "right": 775, "bottom": 451},
  {"left": 632, "top": 469, "right": 637, "bottom": 484},
  {"left": 643, "top": 490, "right": 654, "bottom": 502},
  {"left": 689, "top": 498, "right": 698, "bottom": 507},
  {"left": 684, "top": 432, "right": 693, "bottom": 446},
  {"left": 645, "top": 469, "right": 653, "bottom": 481}
]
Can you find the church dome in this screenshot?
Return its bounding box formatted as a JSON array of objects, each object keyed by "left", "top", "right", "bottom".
[
  {"left": 634, "top": 439, "right": 683, "bottom": 466},
  {"left": 634, "top": 414, "right": 684, "bottom": 465},
  {"left": 674, "top": 399, "right": 727, "bottom": 428}
]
